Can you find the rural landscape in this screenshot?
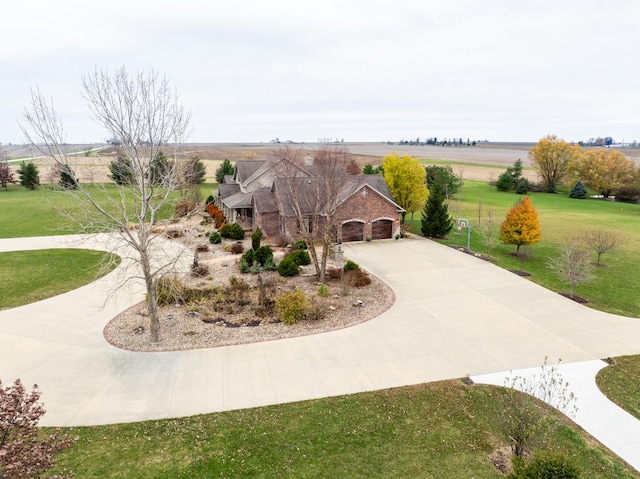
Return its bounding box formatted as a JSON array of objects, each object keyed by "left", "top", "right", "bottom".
[{"left": 2, "top": 127, "right": 640, "bottom": 477}]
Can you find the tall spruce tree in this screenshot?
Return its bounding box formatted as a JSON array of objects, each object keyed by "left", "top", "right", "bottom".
[
  {"left": 17, "top": 161, "right": 40, "bottom": 190},
  {"left": 421, "top": 178, "right": 453, "bottom": 237}
]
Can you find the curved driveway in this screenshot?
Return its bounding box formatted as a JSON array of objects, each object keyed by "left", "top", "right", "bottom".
[{"left": 1, "top": 235, "right": 640, "bottom": 428}]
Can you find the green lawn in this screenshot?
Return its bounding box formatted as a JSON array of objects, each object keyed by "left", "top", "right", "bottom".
[
  {"left": 597, "top": 356, "right": 640, "bottom": 420},
  {"left": 0, "top": 249, "right": 119, "bottom": 310},
  {"left": 50, "top": 380, "right": 637, "bottom": 478},
  {"left": 406, "top": 180, "right": 640, "bottom": 318}
]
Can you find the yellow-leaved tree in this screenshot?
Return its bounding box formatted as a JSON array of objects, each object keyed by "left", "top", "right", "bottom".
[
  {"left": 529, "top": 135, "right": 582, "bottom": 191},
  {"left": 570, "top": 148, "right": 636, "bottom": 198},
  {"left": 382, "top": 153, "right": 428, "bottom": 230},
  {"left": 499, "top": 196, "right": 541, "bottom": 255}
]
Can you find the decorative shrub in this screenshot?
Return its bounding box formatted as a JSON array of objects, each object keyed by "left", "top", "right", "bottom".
[
  {"left": 343, "top": 260, "right": 360, "bottom": 272},
  {"left": 292, "top": 240, "right": 307, "bottom": 250},
  {"left": 275, "top": 288, "right": 307, "bottom": 324},
  {"left": 230, "top": 242, "right": 244, "bottom": 254},
  {"left": 317, "top": 283, "right": 329, "bottom": 297},
  {"left": 277, "top": 256, "right": 299, "bottom": 277},
  {"left": 219, "top": 224, "right": 233, "bottom": 238},
  {"left": 195, "top": 244, "right": 209, "bottom": 253},
  {"left": 255, "top": 245, "right": 274, "bottom": 266},
  {"left": 174, "top": 198, "right": 195, "bottom": 217},
  {"left": 509, "top": 450, "right": 580, "bottom": 479},
  {"left": 496, "top": 171, "right": 514, "bottom": 191},
  {"left": 164, "top": 229, "right": 184, "bottom": 239},
  {"left": 344, "top": 269, "right": 371, "bottom": 288},
  {"left": 209, "top": 232, "right": 222, "bottom": 244},
  {"left": 326, "top": 267, "right": 343, "bottom": 280},
  {"left": 239, "top": 258, "right": 250, "bottom": 273},
  {"left": 191, "top": 262, "right": 210, "bottom": 277},
  {"left": 156, "top": 276, "right": 186, "bottom": 306},
  {"left": 241, "top": 249, "right": 256, "bottom": 266},
  {"left": 304, "top": 298, "right": 326, "bottom": 321},
  {"left": 616, "top": 184, "right": 640, "bottom": 201},
  {"left": 290, "top": 249, "right": 311, "bottom": 266},
  {"left": 205, "top": 195, "right": 215, "bottom": 206},
  {"left": 251, "top": 227, "right": 263, "bottom": 251},
  {"left": 220, "top": 222, "right": 245, "bottom": 240},
  {"left": 263, "top": 256, "right": 277, "bottom": 271},
  {"left": 569, "top": 180, "right": 587, "bottom": 199}
]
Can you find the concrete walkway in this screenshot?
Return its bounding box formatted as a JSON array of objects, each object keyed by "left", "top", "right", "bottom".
[{"left": 2, "top": 234, "right": 640, "bottom": 470}]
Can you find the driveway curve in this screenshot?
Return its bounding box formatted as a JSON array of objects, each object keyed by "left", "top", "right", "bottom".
[{"left": 1, "top": 234, "right": 640, "bottom": 427}]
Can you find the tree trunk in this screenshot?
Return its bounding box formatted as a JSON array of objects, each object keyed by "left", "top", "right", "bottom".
[{"left": 140, "top": 249, "right": 161, "bottom": 343}]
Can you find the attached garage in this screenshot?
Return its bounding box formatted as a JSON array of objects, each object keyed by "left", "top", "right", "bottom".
[
  {"left": 371, "top": 219, "right": 393, "bottom": 239},
  {"left": 341, "top": 220, "right": 365, "bottom": 242}
]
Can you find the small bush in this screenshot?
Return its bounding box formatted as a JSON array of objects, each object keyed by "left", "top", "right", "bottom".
[
  {"left": 615, "top": 184, "right": 640, "bottom": 201},
  {"left": 255, "top": 245, "right": 274, "bottom": 266},
  {"left": 546, "top": 184, "right": 557, "bottom": 193},
  {"left": 195, "top": 244, "right": 209, "bottom": 253},
  {"left": 230, "top": 242, "right": 244, "bottom": 254},
  {"left": 242, "top": 249, "right": 256, "bottom": 266},
  {"left": 292, "top": 240, "right": 307, "bottom": 250},
  {"left": 174, "top": 198, "right": 195, "bottom": 217},
  {"left": 209, "top": 232, "right": 222, "bottom": 244},
  {"left": 326, "top": 267, "right": 343, "bottom": 280},
  {"left": 343, "top": 260, "right": 360, "bottom": 272},
  {"left": 165, "top": 229, "right": 184, "bottom": 239},
  {"left": 191, "top": 262, "right": 210, "bottom": 277},
  {"left": 317, "top": 283, "right": 329, "bottom": 297},
  {"left": 205, "top": 195, "right": 215, "bottom": 206},
  {"left": 275, "top": 288, "right": 307, "bottom": 324},
  {"left": 156, "top": 276, "right": 186, "bottom": 306},
  {"left": 344, "top": 269, "right": 371, "bottom": 288},
  {"left": 277, "top": 256, "right": 299, "bottom": 277},
  {"left": 239, "top": 258, "right": 250, "bottom": 273},
  {"left": 304, "top": 298, "right": 327, "bottom": 321},
  {"left": 219, "top": 224, "right": 232, "bottom": 238},
  {"left": 229, "top": 223, "right": 245, "bottom": 240},
  {"left": 509, "top": 450, "right": 580, "bottom": 479},
  {"left": 251, "top": 227, "right": 263, "bottom": 251},
  {"left": 290, "top": 249, "right": 311, "bottom": 266},
  {"left": 263, "top": 256, "right": 277, "bottom": 271}
]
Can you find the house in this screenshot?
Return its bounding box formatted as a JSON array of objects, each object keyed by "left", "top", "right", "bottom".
[{"left": 215, "top": 156, "right": 404, "bottom": 242}]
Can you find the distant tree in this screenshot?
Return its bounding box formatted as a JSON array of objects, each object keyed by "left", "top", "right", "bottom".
[
  {"left": 499, "top": 197, "right": 541, "bottom": 255},
  {"left": 16, "top": 161, "right": 40, "bottom": 190},
  {"left": 548, "top": 240, "right": 595, "bottom": 298},
  {"left": 215, "top": 159, "right": 234, "bottom": 184},
  {"left": 345, "top": 158, "right": 360, "bottom": 175},
  {"left": 382, "top": 152, "right": 429, "bottom": 229},
  {"left": 421, "top": 178, "right": 453, "bottom": 237},
  {"left": 478, "top": 205, "right": 498, "bottom": 257},
  {"left": 529, "top": 135, "right": 582, "bottom": 192},
  {"left": 108, "top": 155, "right": 135, "bottom": 185},
  {"left": 496, "top": 170, "right": 515, "bottom": 191},
  {"left": 183, "top": 157, "right": 206, "bottom": 185},
  {"left": 0, "top": 159, "right": 17, "bottom": 190},
  {"left": 582, "top": 229, "right": 623, "bottom": 266},
  {"left": 149, "top": 150, "right": 170, "bottom": 185},
  {"left": 569, "top": 180, "right": 587, "bottom": 199},
  {"left": 362, "top": 164, "right": 383, "bottom": 174},
  {"left": 58, "top": 164, "right": 78, "bottom": 190},
  {"left": 0, "top": 378, "right": 76, "bottom": 478},
  {"left": 570, "top": 148, "right": 636, "bottom": 198},
  {"left": 424, "top": 165, "right": 462, "bottom": 198},
  {"left": 515, "top": 177, "right": 529, "bottom": 194},
  {"left": 496, "top": 159, "right": 524, "bottom": 192}
]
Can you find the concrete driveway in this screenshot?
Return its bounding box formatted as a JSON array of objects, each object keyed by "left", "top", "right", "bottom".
[{"left": 1, "top": 234, "right": 640, "bottom": 427}]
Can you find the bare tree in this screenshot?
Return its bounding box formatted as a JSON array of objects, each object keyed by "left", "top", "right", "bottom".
[
  {"left": 478, "top": 205, "right": 498, "bottom": 257},
  {"left": 22, "top": 67, "right": 192, "bottom": 343},
  {"left": 547, "top": 240, "right": 595, "bottom": 299},
  {"left": 273, "top": 145, "right": 352, "bottom": 282},
  {"left": 582, "top": 229, "right": 623, "bottom": 266}
]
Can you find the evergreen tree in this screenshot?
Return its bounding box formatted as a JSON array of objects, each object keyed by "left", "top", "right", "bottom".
[
  {"left": 215, "top": 159, "right": 234, "bottom": 183},
  {"left": 569, "top": 180, "right": 587, "bottom": 199},
  {"left": 58, "top": 165, "right": 78, "bottom": 190},
  {"left": 184, "top": 158, "right": 206, "bottom": 184},
  {"left": 149, "top": 151, "right": 170, "bottom": 185},
  {"left": 424, "top": 165, "right": 462, "bottom": 198},
  {"left": 499, "top": 197, "right": 541, "bottom": 254},
  {"left": 17, "top": 161, "right": 40, "bottom": 190},
  {"left": 421, "top": 178, "right": 453, "bottom": 237},
  {"left": 108, "top": 155, "right": 135, "bottom": 185}
]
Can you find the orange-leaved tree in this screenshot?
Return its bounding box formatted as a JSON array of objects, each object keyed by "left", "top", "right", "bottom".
[{"left": 499, "top": 196, "right": 541, "bottom": 254}]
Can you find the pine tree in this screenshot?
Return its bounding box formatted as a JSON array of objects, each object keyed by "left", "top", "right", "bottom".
[
  {"left": 17, "top": 161, "right": 40, "bottom": 190},
  {"left": 58, "top": 165, "right": 78, "bottom": 190},
  {"left": 421, "top": 179, "right": 453, "bottom": 237},
  {"left": 184, "top": 158, "right": 206, "bottom": 184},
  {"left": 569, "top": 180, "right": 587, "bottom": 199},
  {"left": 108, "top": 155, "right": 135, "bottom": 185},
  {"left": 215, "top": 159, "right": 234, "bottom": 183},
  {"left": 499, "top": 196, "right": 541, "bottom": 254}
]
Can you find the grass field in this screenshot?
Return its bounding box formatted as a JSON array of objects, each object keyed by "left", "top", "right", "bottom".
[
  {"left": 49, "top": 380, "right": 637, "bottom": 478},
  {"left": 0, "top": 249, "right": 118, "bottom": 310},
  {"left": 597, "top": 356, "right": 640, "bottom": 421},
  {"left": 406, "top": 180, "right": 640, "bottom": 318}
]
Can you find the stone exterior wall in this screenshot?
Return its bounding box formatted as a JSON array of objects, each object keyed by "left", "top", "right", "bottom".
[
  {"left": 335, "top": 186, "right": 400, "bottom": 240},
  {"left": 255, "top": 211, "right": 281, "bottom": 237}
]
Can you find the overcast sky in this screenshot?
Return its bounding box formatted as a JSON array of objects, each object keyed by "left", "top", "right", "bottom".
[{"left": 2, "top": 1, "right": 639, "bottom": 145}]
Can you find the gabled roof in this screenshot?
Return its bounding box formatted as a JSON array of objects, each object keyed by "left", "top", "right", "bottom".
[
  {"left": 221, "top": 190, "right": 253, "bottom": 209},
  {"left": 234, "top": 160, "right": 265, "bottom": 184},
  {"left": 252, "top": 189, "right": 279, "bottom": 213},
  {"left": 217, "top": 183, "right": 240, "bottom": 199},
  {"left": 243, "top": 157, "right": 312, "bottom": 190}
]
